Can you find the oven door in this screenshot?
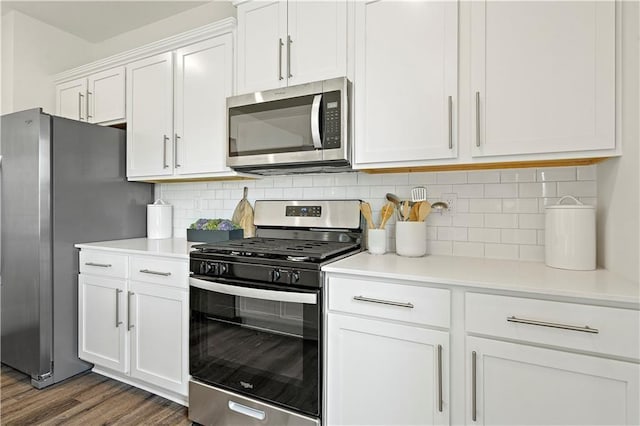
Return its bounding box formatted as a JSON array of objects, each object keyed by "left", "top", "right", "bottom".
[{"left": 189, "top": 277, "right": 321, "bottom": 417}]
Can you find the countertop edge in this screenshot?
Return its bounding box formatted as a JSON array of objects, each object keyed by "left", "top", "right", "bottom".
[{"left": 75, "top": 238, "right": 193, "bottom": 260}]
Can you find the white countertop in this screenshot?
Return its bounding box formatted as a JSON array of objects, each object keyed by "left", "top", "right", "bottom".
[
  {"left": 75, "top": 238, "right": 199, "bottom": 259},
  {"left": 323, "top": 252, "right": 640, "bottom": 308}
]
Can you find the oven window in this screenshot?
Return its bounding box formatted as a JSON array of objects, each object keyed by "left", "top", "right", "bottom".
[
  {"left": 229, "top": 95, "right": 320, "bottom": 157},
  {"left": 189, "top": 284, "right": 320, "bottom": 416}
]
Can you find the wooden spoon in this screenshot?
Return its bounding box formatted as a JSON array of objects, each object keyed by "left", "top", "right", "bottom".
[
  {"left": 379, "top": 202, "right": 395, "bottom": 230},
  {"left": 401, "top": 201, "right": 410, "bottom": 222},
  {"left": 409, "top": 202, "right": 420, "bottom": 221},
  {"left": 360, "top": 202, "right": 376, "bottom": 229},
  {"left": 417, "top": 201, "right": 432, "bottom": 222}
]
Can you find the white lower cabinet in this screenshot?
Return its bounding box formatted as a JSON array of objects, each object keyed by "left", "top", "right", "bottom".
[
  {"left": 327, "top": 314, "right": 449, "bottom": 426},
  {"left": 77, "top": 249, "right": 188, "bottom": 404}
]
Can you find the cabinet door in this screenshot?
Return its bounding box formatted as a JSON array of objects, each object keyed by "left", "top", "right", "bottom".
[
  {"left": 78, "top": 274, "right": 127, "bottom": 373},
  {"left": 237, "top": 0, "right": 287, "bottom": 94},
  {"left": 88, "top": 67, "right": 126, "bottom": 124},
  {"left": 466, "top": 336, "right": 639, "bottom": 425},
  {"left": 128, "top": 281, "right": 188, "bottom": 396},
  {"left": 354, "top": 1, "right": 458, "bottom": 166},
  {"left": 174, "top": 35, "right": 233, "bottom": 176},
  {"left": 327, "top": 314, "right": 449, "bottom": 426},
  {"left": 470, "top": 2, "right": 615, "bottom": 157},
  {"left": 126, "top": 52, "right": 174, "bottom": 178},
  {"left": 287, "top": 1, "right": 347, "bottom": 86},
  {"left": 56, "top": 78, "right": 87, "bottom": 121}
]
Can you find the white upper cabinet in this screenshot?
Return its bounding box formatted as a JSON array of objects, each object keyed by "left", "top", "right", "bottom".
[
  {"left": 56, "top": 67, "right": 125, "bottom": 125},
  {"left": 126, "top": 52, "right": 174, "bottom": 179},
  {"left": 174, "top": 35, "right": 234, "bottom": 176},
  {"left": 237, "top": 0, "right": 347, "bottom": 94},
  {"left": 470, "top": 1, "right": 615, "bottom": 157},
  {"left": 56, "top": 78, "right": 88, "bottom": 121},
  {"left": 87, "top": 67, "right": 126, "bottom": 124},
  {"left": 353, "top": 0, "right": 458, "bottom": 167}
]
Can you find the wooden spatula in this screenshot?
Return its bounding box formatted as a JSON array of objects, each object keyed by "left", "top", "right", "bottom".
[
  {"left": 417, "top": 201, "right": 432, "bottom": 222},
  {"left": 379, "top": 202, "right": 395, "bottom": 230},
  {"left": 409, "top": 202, "right": 420, "bottom": 221},
  {"left": 360, "top": 202, "right": 376, "bottom": 229}
]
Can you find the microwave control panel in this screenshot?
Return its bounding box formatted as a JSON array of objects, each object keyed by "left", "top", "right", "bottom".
[{"left": 323, "top": 90, "right": 341, "bottom": 149}]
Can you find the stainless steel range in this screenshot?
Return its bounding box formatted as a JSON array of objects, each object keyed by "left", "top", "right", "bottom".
[{"left": 188, "top": 200, "right": 363, "bottom": 426}]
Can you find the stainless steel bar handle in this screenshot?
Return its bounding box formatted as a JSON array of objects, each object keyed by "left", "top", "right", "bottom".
[
  {"left": 507, "top": 316, "right": 599, "bottom": 334},
  {"left": 115, "top": 289, "right": 123, "bottom": 328},
  {"left": 353, "top": 295, "right": 414, "bottom": 309},
  {"left": 448, "top": 96, "right": 453, "bottom": 149},
  {"left": 228, "top": 401, "right": 266, "bottom": 421},
  {"left": 78, "top": 93, "right": 84, "bottom": 121},
  {"left": 475, "top": 92, "right": 480, "bottom": 147},
  {"left": 127, "top": 291, "right": 134, "bottom": 330},
  {"left": 163, "top": 135, "right": 170, "bottom": 168},
  {"left": 287, "top": 35, "right": 293, "bottom": 78},
  {"left": 85, "top": 262, "right": 112, "bottom": 268},
  {"left": 87, "top": 91, "right": 93, "bottom": 119},
  {"left": 471, "top": 351, "right": 477, "bottom": 422},
  {"left": 174, "top": 134, "right": 181, "bottom": 168},
  {"left": 437, "top": 344, "right": 443, "bottom": 412},
  {"left": 278, "top": 38, "right": 284, "bottom": 81},
  {"left": 140, "top": 269, "right": 171, "bottom": 277}
]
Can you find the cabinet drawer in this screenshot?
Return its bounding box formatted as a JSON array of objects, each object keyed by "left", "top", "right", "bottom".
[
  {"left": 79, "top": 250, "right": 127, "bottom": 278},
  {"left": 328, "top": 276, "right": 450, "bottom": 328},
  {"left": 130, "top": 256, "right": 188, "bottom": 288},
  {"left": 466, "top": 293, "right": 640, "bottom": 360}
]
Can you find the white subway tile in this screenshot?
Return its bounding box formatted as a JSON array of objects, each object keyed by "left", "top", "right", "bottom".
[
  {"left": 426, "top": 226, "right": 438, "bottom": 240},
  {"left": 484, "top": 213, "right": 518, "bottom": 229},
  {"left": 264, "top": 188, "right": 284, "bottom": 199},
  {"left": 408, "top": 172, "right": 437, "bottom": 184},
  {"left": 519, "top": 214, "right": 545, "bottom": 229},
  {"left": 557, "top": 181, "right": 597, "bottom": 197},
  {"left": 538, "top": 197, "right": 560, "bottom": 212},
  {"left": 215, "top": 189, "right": 227, "bottom": 199},
  {"left": 427, "top": 240, "right": 453, "bottom": 255},
  {"left": 312, "top": 175, "right": 334, "bottom": 187},
  {"left": 578, "top": 197, "right": 597, "bottom": 207},
  {"left": 171, "top": 199, "right": 195, "bottom": 209},
  {"left": 452, "top": 213, "right": 484, "bottom": 228},
  {"left": 333, "top": 173, "right": 358, "bottom": 186},
  {"left": 223, "top": 199, "right": 239, "bottom": 209},
  {"left": 292, "top": 176, "right": 313, "bottom": 187},
  {"left": 484, "top": 183, "right": 518, "bottom": 198},
  {"left": 503, "top": 198, "right": 539, "bottom": 213},
  {"left": 455, "top": 198, "right": 469, "bottom": 213},
  {"left": 162, "top": 190, "right": 200, "bottom": 200},
  {"left": 469, "top": 199, "right": 502, "bottom": 213},
  {"left": 537, "top": 167, "right": 576, "bottom": 182},
  {"left": 346, "top": 186, "right": 370, "bottom": 199},
  {"left": 576, "top": 165, "right": 597, "bottom": 181},
  {"left": 283, "top": 187, "right": 304, "bottom": 199},
  {"left": 500, "top": 168, "right": 536, "bottom": 183},
  {"left": 228, "top": 189, "right": 244, "bottom": 200},
  {"left": 453, "top": 184, "right": 484, "bottom": 198},
  {"left": 222, "top": 181, "right": 240, "bottom": 189},
  {"left": 453, "top": 242, "right": 485, "bottom": 257},
  {"left": 467, "top": 170, "right": 500, "bottom": 184},
  {"left": 206, "top": 182, "right": 223, "bottom": 189},
  {"left": 248, "top": 188, "right": 265, "bottom": 200},
  {"left": 382, "top": 173, "right": 409, "bottom": 185},
  {"left": 357, "top": 173, "right": 383, "bottom": 185},
  {"left": 501, "top": 229, "right": 537, "bottom": 245},
  {"left": 485, "top": 243, "right": 519, "bottom": 260},
  {"left": 518, "top": 182, "right": 556, "bottom": 198},
  {"left": 436, "top": 171, "right": 467, "bottom": 184},
  {"left": 272, "top": 176, "right": 293, "bottom": 188},
  {"left": 255, "top": 179, "right": 275, "bottom": 188},
  {"left": 437, "top": 227, "right": 467, "bottom": 241},
  {"left": 370, "top": 186, "right": 397, "bottom": 200},
  {"left": 519, "top": 245, "right": 545, "bottom": 262},
  {"left": 394, "top": 185, "right": 413, "bottom": 200},
  {"left": 468, "top": 228, "right": 501, "bottom": 243},
  {"left": 200, "top": 190, "right": 217, "bottom": 199},
  {"left": 205, "top": 199, "right": 224, "bottom": 210},
  {"left": 425, "top": 184, "right": 453, "bottom": 198},
  {"left": 303, "top": 187, "right": 324, "bottom": 198},
  {"left": 425, "top": 213, "right": 453, "bottom": 226},
  {"left": 323, "top": 187, "right": 347, "bottom": 198}
]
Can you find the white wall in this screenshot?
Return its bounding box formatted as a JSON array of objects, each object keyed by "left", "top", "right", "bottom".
[
  {"left": 1, "top": 10, "right": 93, "bottom": 114},
  {"left": 91, "top": 2, "right": 235, "bottom": 60},
  {"left": 597, "top": 1, "right": 640, "bottom": 283}
]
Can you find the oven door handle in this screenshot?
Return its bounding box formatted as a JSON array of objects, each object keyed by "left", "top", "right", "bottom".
[
  {"left": 189, "top": 277, "right": 317, "bottom": 305},
  {"left": 311, "top": 94, "right": 323, "bottom": 149}
]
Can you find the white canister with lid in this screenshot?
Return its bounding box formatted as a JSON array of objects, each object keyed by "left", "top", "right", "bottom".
[
  {"left": 147, "top": 199, "right": 173, "bottom": 239},
  {"left": 545, "top": 195, "right": 595, "bottom": 271}
]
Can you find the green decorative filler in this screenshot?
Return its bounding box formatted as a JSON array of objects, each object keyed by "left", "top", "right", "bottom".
[{"left": 187, "top": 218, "right": 244, "bottom": 243}]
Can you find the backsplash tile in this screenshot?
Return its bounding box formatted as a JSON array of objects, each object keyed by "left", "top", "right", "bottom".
[{"left": 157, "top": 165, "right": 597, "bottom": 262}]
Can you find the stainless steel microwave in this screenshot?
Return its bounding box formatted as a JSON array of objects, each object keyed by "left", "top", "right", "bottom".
[{"left": 226, "top": 77, "right": 351, "bottom": 175}]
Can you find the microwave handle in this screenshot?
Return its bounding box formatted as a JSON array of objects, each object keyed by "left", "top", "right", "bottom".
[{"left": 311, "top": 94, "right": 323, "bottom": 149}]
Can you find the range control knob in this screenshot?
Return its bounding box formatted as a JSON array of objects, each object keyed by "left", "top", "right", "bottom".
[
  {"left": 218, "top": 263, "right": 229, "bottom": 275},
  {"left": 198, "top": 261, "right": 208, "bottom": 275},
  {"left": 289, "top": 271, "right": 300, "bottom": 284},
  {"left": 270, "top": 269, "right": 281, "bottom": 282}
]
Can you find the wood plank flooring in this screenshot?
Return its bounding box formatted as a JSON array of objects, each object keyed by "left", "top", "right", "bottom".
[{"left": 0, "top": 365, "right": 190, "bottom": 425}]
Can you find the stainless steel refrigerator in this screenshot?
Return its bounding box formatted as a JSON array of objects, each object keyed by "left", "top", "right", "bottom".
[{"left": 0, "top": 108, "right": 154, "bottom": 388}]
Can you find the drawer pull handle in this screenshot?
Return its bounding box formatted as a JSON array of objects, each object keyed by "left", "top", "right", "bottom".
[
  {"left": 471, "top": 351, "right": 477, "bottom": 422},
  {"left": 85, "top": 262, "right": 112, "bottom": 268},
  {"left": 139, "top": 269, "right": 171, "bottom": 277},
  {"left": 437, "top": 344, "right": 443, "bottom": 412},
  {"left": 507, "top": 316, "right": 599, "bottom": 334},
  {"left": 127, "top": 291, "right": 134, "bottom": 330},
  {"left": 115, "top": 289, "right": 122, "bottom": 328},
  {"left": 353, "top": 295, "right": 414, "bottom": 309}
]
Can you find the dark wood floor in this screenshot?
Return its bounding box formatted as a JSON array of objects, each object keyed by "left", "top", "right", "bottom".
[{"left": 0, "top": 364, "right": 190, "bottom": 425}]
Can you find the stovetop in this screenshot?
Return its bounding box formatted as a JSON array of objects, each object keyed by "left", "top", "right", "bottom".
[{"left": 193, "top": 237, "right": 361, "bottom": 263}]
